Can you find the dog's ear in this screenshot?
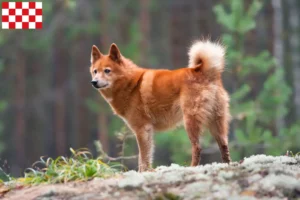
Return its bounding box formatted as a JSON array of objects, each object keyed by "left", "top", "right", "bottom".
[
  {"left": 109, "top": 43, "right": 121, "bottom": 62},
  {"left": 91, "top": 45, "right": 102, "bottom": 64}
]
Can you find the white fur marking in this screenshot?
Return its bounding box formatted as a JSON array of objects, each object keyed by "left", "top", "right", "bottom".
[{"left": 188, "top": 40, "right": 225, "bottom": 70}]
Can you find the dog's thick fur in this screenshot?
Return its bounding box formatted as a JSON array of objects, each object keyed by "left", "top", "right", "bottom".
[{"left": 90, "top": 40, "right": 231, "bottom": 172}]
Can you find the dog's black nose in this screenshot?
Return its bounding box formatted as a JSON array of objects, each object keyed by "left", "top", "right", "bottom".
[{"left": 91, "top": 80, "right": 98, "bottom": 87}]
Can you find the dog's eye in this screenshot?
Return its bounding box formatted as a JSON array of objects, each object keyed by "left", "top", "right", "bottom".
[
  {"left": 104, "top": 69, "right": 111, "bottom": 74},
  {"left": 94, "top": 69, "right": 97, "bottom": 74}
]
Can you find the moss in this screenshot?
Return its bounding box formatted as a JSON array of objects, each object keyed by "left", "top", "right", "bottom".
[{"left": 155, "top": 192, "right": 181, "bottom": 200}]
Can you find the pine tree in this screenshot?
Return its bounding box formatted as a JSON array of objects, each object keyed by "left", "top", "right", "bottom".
[{"left": 214, "top": 0, "right": 299, "bottom": 159}]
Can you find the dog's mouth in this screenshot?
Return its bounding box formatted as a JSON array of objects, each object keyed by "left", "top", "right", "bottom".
[{"left": 93, "top": 84, "right": 109, "bottom": 89}]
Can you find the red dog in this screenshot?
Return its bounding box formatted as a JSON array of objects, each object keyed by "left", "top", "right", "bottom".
[{"left": 90, "top": 40, "right": 231, "bottom": 172}]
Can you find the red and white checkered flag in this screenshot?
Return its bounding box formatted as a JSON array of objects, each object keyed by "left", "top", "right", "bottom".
[{"left": 2, "top": 2, "right": 42, "bottom": 29}]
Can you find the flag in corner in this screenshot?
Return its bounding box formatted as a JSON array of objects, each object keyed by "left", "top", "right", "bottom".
[{"left": 2, "top": 2, "right": 42, "bottom": 29}]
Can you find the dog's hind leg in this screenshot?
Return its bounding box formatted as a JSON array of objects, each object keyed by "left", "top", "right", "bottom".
[
  {"left": 209, "top": 115, "right": 231, "bottom": 163},
  {"left": 183, "top": 115, "right": 202, "bottom": 166}
]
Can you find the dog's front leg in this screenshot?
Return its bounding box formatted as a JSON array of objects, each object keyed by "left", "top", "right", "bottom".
[{"left": 133, "top": 124, "right": 154, "bottom": 172}]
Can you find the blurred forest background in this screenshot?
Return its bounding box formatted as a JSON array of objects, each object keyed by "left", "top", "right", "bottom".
[{"left": 0, "top": 0, "right": 300, "bottom": 176}]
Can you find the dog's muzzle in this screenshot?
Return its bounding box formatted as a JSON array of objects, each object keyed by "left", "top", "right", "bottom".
[{"left": 91, "top": 80, "right": 108, "bottom": 89}]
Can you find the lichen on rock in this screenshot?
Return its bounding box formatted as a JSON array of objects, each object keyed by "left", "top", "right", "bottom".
[{"left": 4, "top": 154, "right": 300, "bottom": 200}]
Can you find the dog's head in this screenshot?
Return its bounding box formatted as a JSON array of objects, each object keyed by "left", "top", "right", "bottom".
[{"left": 89, "top": 43, "right": 124, "bottom": 90}]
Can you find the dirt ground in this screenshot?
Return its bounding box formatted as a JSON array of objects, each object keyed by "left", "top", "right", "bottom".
[{"left": 2, "top": 155, "right": 300, "bottom": 200}]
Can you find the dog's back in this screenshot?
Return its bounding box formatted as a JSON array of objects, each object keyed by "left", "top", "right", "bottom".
[{"left": 138, "top": 41, "right": 229, "bottom": 131}]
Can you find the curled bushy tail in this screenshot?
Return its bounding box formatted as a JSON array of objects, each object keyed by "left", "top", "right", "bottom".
[{"left": 188, "top": 40, "right": 225, "bottom": 78}]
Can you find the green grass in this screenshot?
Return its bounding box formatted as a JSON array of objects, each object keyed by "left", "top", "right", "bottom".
[
  {"left": 17, "top": 148, "right": 121, "bottom": 185},
  {"left": 286, "top": 150, "right": 300, "bottom": 157}
]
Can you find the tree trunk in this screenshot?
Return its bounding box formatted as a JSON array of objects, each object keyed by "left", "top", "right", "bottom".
[
  {"left": 73, "top": 0, "right": 92, "bottom": 149},
  {"left": 271, "top": 0, "right": 285, "bottom": 131},
  {"left": 98, "top": 0, "right": 110, "bottom": 153},
  {"left": 281, "top": 0, "right": 296, "bottom": 126},
  {"left": 53, "top": 1, "right": 68, "bottom": 156},
  {"left": 139, "top": 0, "right": 150, "bottom": 66},
  {"left": 287, "top": 0, "right": 300, "bottom": 120},
  {"left": 14, "top": 49, "right": 26, "bottom": 173}
]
